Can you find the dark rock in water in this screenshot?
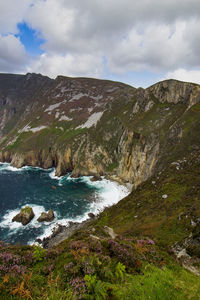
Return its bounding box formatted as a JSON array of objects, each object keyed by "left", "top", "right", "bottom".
[
  {"left": 70, "top": 173, "right": 79, "bottom": 178},
  {"left": 90, "top": 175, "right": 102, "bottom": 182},
  {"left": 12, "top": 206, "right": 34, "bottom": 225},
  {"left": 51, "top": 224, "right": 65, "bottom": 237},
  {"left": 42, "top": 237, "right": 50, "bottom": 248},
  {"left": 88, "top": 212, "right": 95, "bottom": 219},
  {"left": 42, "top": 221, "right": 88, "bottom": 249},
  {"left": 37, "top": 208, "right": 55, "bottom": 222},
  {"left": 35, "top": 238, "right": 42, "bottom": 244}
]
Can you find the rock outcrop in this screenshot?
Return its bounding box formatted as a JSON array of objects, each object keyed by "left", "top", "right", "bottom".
[
  {"left": 37, "top": 209, "right": 55, "bottom": 222},
  {"left": 88, "top": 213, "right": 95, "bottom": 219},
  {"left": 103, "top": 226, "right": 117, "bottom": 239},
  {"left": 12, "top": 206, "right": 35, "bottom": 225},
  {"left": 90, "top": 175, "right": 102, "bottom": 182},
  {"left": 1, "top": 73, "right": 200, "bottom": 188}
]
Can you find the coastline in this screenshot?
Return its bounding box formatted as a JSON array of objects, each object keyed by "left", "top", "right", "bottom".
[
  {"left": 39, "top": 218, "right": 96, "bottom": 249},
  {"left": 35, "top": 171, "right": 131, "bottom": 248},
  {"left": 0, "top": 162, "right": 130, "bottom": 247}
]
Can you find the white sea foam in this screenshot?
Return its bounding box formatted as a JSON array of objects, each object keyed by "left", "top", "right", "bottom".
[
  {"left": 0, "top": 163, "right": 130, "bottom": 244},
  {"left": 0, "top": 163, "right": 28, "bottom": 172},
  {"left": 49, "top": 168, "right": 63, "bottom": 181},
  {"left": 81, "top": 176, "right": 129, "bottom": 214},
  {"left": 34, "top": 175, "right": 130, "bottom": 243},
  {"left": 49, "top": 168, "right": 57, "bottom": 179},
  {"left": 0, "top": 204, "right": 53, "bottom": 231},
  {"left": 0, "top": 162, "right": 11, "bottom": 170},
  {"left": 25, "top": 166, "right": 51, "bottom": 172},
  {"left": 33, "top": 210, "right": 93, "bottom": 244},
  {"left": 0, "top": 163, "right": 51, "bottom": 173}
]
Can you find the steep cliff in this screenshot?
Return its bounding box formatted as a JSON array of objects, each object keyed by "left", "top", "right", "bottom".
[
  {"left": 0, "top": 73, "right": 200, "bottom": 188},
  {"left": 1, "top": 74, "right": 200, "bottom": 299}
]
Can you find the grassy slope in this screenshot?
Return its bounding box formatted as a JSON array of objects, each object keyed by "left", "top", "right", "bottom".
[
  {"left": 0, "top": 150, "right": 200, "bottom": 299},
  {"left": 95, "top": 150, "right": 200, "bottom": 247},
  {"left": 2, "top": 83, "right": 200, "bottom": 183},
  {"left": 1, "top": 79, "right": 200, "bottom": 299}
]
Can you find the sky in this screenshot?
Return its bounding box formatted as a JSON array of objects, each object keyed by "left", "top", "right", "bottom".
[{"left": 0, "top": 0, "right": 200, "bottom": 88}]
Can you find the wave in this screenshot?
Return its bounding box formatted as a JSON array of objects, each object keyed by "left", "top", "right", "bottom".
[
  {"left": 0, "top": 163, "right": 26, "bottom": 172},
  {"left": 49, "top": 168, "right": 60, "bottom": 180},
  {"left": 48, "top": 169, "right": 75, "bottom": 186},
  {"left": 31, "top": 211, "right": 91, "bottom": 244},
  {"left": 0, "top": 204, "right": 58, "bottom": 232},
  {"left": 33, "top": 176, "right": 130, "bottom": 244},
  {"left": 0, "top": 162, "right": 51, "bottom": 173},
  {"left": 82, "top": 176, "right": 129, "bottom": 214},
  {"left": 24, "top": 166, "right": 51, "bottom": 172},
  {"left": 0, "top": 162, "right": 130, "bottom": 245}
]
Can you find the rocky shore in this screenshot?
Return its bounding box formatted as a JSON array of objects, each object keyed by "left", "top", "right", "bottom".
[{"left": 38, "top": 217, "right": 96, "bottom": 249}]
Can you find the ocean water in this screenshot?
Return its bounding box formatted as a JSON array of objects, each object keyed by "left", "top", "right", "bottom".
[{"left": 0, "top": 163, "right": 129, "bottom": 245}]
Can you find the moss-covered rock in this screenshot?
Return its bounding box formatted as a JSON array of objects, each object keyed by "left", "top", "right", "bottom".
[
  {"left": 12, "top": 206, "right": 35, "bottom": 225},
  {"left": 37, "top": 208, "right": 55, "bottom": 222}
]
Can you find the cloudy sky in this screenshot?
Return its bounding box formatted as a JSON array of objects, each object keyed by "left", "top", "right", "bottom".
[{"left": 0, "top": 0, "right": 200, "bottom": 87}]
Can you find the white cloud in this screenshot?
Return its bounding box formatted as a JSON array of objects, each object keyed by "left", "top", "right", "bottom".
[
  {"left": 0, "top": 0, "right": 32, "bottom": 34},
  {"left": 165, "top": 69, "right": 200, "bottom": 84},
  {"left": 0, "top": 35, "right": 28, "bottom": 72},
  {"left": 107, "top": 21, "right": 192, "bottom": 73},
  {"left": 24, "top": 0, "right": 200, "bottom": 77},
  {"left": 25, "top": 0, "right": 200, "bottom": 55},
  {"left": 26, "top": 0, "right": 76, "bottom": 53},
  {"left": 27, "top": 53, "right": 103, "bottom": 78},
  {"left": 1, "top": 0, "right": 200, "bottom": 81}
]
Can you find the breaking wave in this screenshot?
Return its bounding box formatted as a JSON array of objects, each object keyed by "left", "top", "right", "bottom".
[{"left": 0, "top": 162, "right": 130, "bottom": 245}]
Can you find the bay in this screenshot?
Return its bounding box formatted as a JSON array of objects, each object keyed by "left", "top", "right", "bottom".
[{"left": 0, "top": 163, "right": 129, "bottom": 245}]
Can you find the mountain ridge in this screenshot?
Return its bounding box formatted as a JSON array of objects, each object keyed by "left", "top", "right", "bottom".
[
  {"left": 0, "top": 73, "right": 200, "bottom": 188},
  {"left": 0, "top": 73, "right": 200, "bottom": 299}
]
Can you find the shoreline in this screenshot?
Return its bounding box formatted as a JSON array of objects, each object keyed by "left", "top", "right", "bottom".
[
  {"left": 0, "top": 162, "right": 130, "bottom": 247},
  {"left": 34, "top": 173, "right": 130, "bottom": 248},
  {"left": 0, "top": 160, "right": 133, "bottom": 192},
  {"left": 39, "top": 218, "right": 96, "bottom": 249}
]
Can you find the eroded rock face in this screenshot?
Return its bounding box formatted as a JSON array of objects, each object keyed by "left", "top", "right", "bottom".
[
  {"left": 37, "top": 209, "right": 55, "bottom": 222},
  {"left": 1, "top": 74, "right": 200, "bottom": 189},
  {"left": 12, "top": 206, "right": 34, "bottom": 225},
  {"left": 115, "top": 130, "right": 160, "bottom": 187},
  {"left": 88, "top": 213, "right": 95, "bottom": 219},
  {"left": 90, "top": 175, "right": 102, "bottom": 182},
  {"left": 146, "top": 79, "right": 200, "bottom": 104},
  {"left": 103, "top": 226, "right": 117, "bottom": 239}
]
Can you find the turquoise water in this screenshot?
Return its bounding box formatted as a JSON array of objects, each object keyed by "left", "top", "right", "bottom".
[{"left": 0, "top": 163, "right": 129, "bottom": 245}]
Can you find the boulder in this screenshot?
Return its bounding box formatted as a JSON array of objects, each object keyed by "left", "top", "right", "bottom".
[
  {"left": 35, "top": 238, "right": 42, "bottom": 244},
  {"left": 103, "top": 226, "right": 117, "bottom": 239},
  {"left": 37, "top": 208, "right": 55, "bottom": 222},
  {"left": 90, "top": 175, "right": 102, "bottom": 182},
  {"left": 88, "top": 212, "right": 95, "bottom": 219},
  {"left": 12, "top": 206, "right": 34, "bottom": 225}
]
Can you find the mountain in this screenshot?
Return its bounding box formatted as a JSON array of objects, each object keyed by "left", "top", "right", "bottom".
[
  {"left": 1, "top": 73, "right": 200, "bottom": 188},
  {"left": 0, "top": 73, "right": 200, "bottom": 299}
]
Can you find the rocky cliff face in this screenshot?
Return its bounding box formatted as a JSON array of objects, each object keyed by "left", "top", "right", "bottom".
[{"left": 0, "top": 73, "right": 200, "bottom": 188}]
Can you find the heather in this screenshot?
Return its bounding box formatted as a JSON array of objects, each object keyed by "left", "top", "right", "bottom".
[
  {"left": 0, "top": 150, "right": 200, "bottom": 298},
  {"left": 0, "top": 151, "right": 200, "bottom": 299},
  {"left": 0, "top": 231, "right": 199, "bottom": 299},
  {"left": 0, "top": 75, "right": 200, "bottom": 299}
]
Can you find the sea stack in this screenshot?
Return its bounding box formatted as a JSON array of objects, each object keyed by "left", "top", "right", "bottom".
[
  {"left": 12, "top": 206, "right": 35, "bottom": 226},
  {"left": 37, "top": 208, "right": 55, "bottom": 222}
]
